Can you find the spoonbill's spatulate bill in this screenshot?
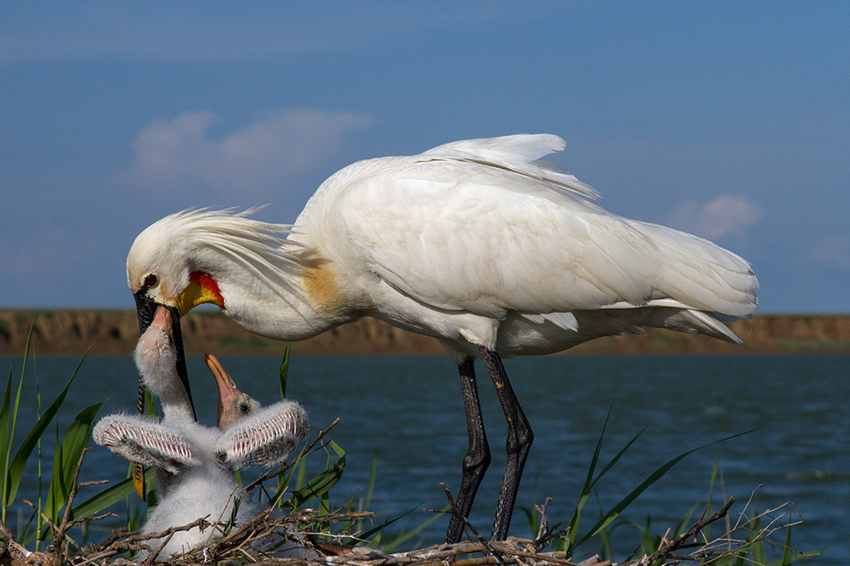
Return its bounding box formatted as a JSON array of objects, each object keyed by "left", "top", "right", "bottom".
[{"left": 126, "top": 134, "right": 758, "bottom": 542}]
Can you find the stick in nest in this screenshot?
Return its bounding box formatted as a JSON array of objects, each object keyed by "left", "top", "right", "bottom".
[
  {"left": 21, "top": 447, "right": 117, "bottom": 563},
  {"left": 244, "top": 418, "right": 341, "bottom": 493}
]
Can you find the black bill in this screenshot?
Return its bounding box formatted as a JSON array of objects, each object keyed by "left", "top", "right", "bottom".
[{"left": 133, "top": 291, "right": 197, "bottom": 420}]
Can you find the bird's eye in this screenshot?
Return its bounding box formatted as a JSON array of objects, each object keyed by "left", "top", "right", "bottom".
[
  {"left": 144, "top": 274, "right": 158, "bottom": 287},
  {"left": 240, "top": 403, "right": 250, "bottom": 414}
]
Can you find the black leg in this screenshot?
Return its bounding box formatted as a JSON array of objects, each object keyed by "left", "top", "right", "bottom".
[
  {"left": 445, "top": 356, "right": 491, "bottom": 544},
  {"left": 479, "top": 347, "right": 534, "bottom": 541}
]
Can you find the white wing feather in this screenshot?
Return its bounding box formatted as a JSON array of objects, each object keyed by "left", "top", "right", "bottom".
[
  {"left": 93, "top": 414, "right": 200, "bottom": 474},
  {"left": 418, "top": 134, "right": 600, "bottom": 200},
  {"left": 220, "top": 400, "right": 309, "bottom": 469}
]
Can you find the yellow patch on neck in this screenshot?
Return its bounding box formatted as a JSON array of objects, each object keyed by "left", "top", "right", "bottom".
[
  {"left": 303, "top": 259, "right": 342, "bottom": 313},
  {"left": 176, "top": 271, "right": 225, "bottom": 316}
]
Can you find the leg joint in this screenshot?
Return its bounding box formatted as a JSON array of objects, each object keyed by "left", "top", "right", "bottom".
[{"left": 463, "top": 446, "right": 492, "bottom": 473}]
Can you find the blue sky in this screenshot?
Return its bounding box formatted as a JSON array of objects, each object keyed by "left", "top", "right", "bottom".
[{"left": 1, "top": 2, "right": 848, "bottom": 313}]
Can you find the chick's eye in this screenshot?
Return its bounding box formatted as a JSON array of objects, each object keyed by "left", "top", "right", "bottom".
[
  {"left": 144, "top": 274, "right": 157, "bottom": 287},
  {"left": 240, "top": 403, "right": 250, "bottom": 414}
]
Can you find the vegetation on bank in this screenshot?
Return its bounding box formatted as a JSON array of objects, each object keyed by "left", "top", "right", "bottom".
[{"left": 2, "top": 309, "right": 850, "bottom": 357}]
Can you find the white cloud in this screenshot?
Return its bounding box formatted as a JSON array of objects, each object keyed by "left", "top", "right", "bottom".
[
  {"left": 124, "top": 108, "right": 375, "bottom": 195},
  {"left": 665, "top": 195, "right": 763, "bottom": 241},
  {"left": 814, "top": 236, "right": 850, "bottom": 269}
]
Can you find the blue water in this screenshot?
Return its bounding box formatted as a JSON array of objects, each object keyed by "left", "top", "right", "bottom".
[{"left": 2, "top": 354, "right": 848, "bottom": 563}]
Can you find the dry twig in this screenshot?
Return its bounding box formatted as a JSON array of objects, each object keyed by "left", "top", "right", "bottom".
[
  {"left": 629, "top": 497, "right": 736, "bottom": 566},
  {"left": 437, "top": 483, "right": 508, "bottom": 566},
  {"left": 245, "top": 418, "right": 341, "bottom": 493},
  {"left": 0, "top": 517, "right": 32, "bottom": 559}
]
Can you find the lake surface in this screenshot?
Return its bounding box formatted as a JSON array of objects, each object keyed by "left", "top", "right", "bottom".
[{"left": 2, "top": 354, "right": 847, "bottom": 563}]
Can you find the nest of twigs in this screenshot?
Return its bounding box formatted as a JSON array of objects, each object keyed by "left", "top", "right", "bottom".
[{"left": 1, "top": 484, "right": 804, "bottom": 566}]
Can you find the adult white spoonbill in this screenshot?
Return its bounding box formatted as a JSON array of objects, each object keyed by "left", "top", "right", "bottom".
[
  {"left": 127, "top": 134, "right": 758, "bottom": 542},
  {"left": 94, "top": 308, "right": 309, "bottom": 559}
]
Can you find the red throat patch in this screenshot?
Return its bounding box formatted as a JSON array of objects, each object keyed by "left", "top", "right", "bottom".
[{"left": 190, "top": 271, "right": 226, "bottom": 309}]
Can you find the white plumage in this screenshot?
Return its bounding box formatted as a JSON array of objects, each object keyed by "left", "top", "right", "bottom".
[
  {"left": 126, "top": 134, "right": 758, "bottom": 542},
  {"left": 94, "top": 308, "right": 309, "bottom": 560},
  {"left": 127, "top": 418, "right": 257, "bottom": 561}
]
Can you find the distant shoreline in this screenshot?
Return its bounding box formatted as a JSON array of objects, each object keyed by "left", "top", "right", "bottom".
[{"left": 2, "top": 309, "right": 849, "bottom": 357}]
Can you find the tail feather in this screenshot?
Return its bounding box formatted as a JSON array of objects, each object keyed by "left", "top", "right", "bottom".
[{"left": 651, "top": 309, "right": 744, "bottom": 346}]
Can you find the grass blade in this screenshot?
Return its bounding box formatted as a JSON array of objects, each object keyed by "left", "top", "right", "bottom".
[
  {"left": 564, "top": 406, "right": 610, "bottom": 549},
  {"left": 1, "top": 323, "right": 32, "bottom": 522},
  {"left": 703, "top": 457, "right": 720, "bottom": 541},
  {"left": 781, "top": 514, "right": 793, "bottom": 566},
  {"left": 44, "top": 402, "right": 104, "bottom": 521},
  {"left": 575, "top": 430, "right": 753, "bottom": 548},
  {"left": 5, "top": 353, "right": 88, "bottom": 508},
  {"left": 375, "top": 509, "right": 444, "bottom": 553},
  {"left": 279, "top": 343, "right": 291, "bottom": 400},
  {"left": 284, "top": 442, "right": 345, "bottom": 510},
  {"left": 70, "top": 466, "right": 157, "bottom": 521},
  {"left": 0, "top": 369, "right": 13, "bottom": 511},
  {"left": 566, "top": 406, "right": 646, "bottom": 550},
  {"left": 364, "top": 453, "right": 377, "bottom": 513}
]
